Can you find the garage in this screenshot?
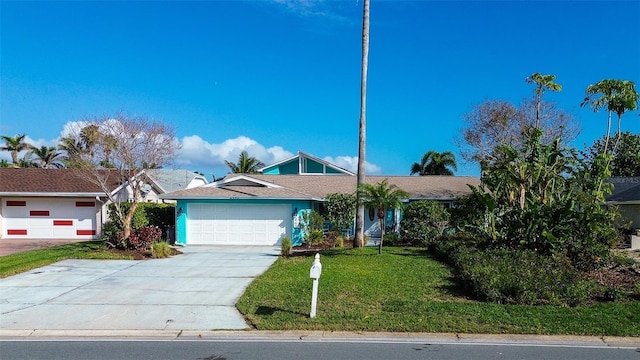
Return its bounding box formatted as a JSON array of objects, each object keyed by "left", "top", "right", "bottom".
[
  {"left": 2, "top": 197, "right": 99, "bottom": 239},
  {"left": 187, "top": 203, "right": 290, "bottom": 246}
]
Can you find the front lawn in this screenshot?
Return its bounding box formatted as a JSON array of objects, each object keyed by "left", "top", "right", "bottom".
[
  {"left": 0, "top": 241, "right": 134, "bottom": 278},
  {"left": 237, "top": 247, "right": 640, "bottom": 336}
]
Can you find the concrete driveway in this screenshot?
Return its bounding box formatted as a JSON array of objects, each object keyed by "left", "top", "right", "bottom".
[{"left": 0, "top": 246, "right": 279, "bottom": 332}]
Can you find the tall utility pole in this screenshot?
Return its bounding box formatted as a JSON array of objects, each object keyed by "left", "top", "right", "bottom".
[{"left": 355, "top": 0, "right": 370, "bottom": 248}]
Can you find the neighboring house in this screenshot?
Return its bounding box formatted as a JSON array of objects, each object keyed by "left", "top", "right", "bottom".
[
  {"left": 0, "top": 168, "right": 206, "bottom": 240},
  {"left": 161, "top": 152, "right": 480, "bottom": 247},
  {"left": 113, "top": 169, "right": 208, "bottom": 203},
  {"left": 607, "top": 177, "right": 640, "bottom": 230},
  {"left": 0, "top": 168, "right": 120, "bottom": 240}
]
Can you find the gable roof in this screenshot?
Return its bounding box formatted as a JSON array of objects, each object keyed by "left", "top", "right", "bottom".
[
  {"left": 259, "top": 151, "right": 355, "bottom": 176},
  {"left": 144, "top": 169, "right": 207, "bottom": 193},
  {"left": 162, "top": 174, "right": 480, "bottom": 201},
  {"left": 0, "top": 168, "right": 122, "bottom": 196},
  {"left": 607, "top": 177, "right": 640, "bottom": 204}
]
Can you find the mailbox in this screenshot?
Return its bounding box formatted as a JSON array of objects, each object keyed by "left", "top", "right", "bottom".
[{"left": 310, "top": 253, "right": 322, "bottom": 279}]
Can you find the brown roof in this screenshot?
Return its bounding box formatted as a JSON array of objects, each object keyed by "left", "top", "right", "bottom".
[
  {"left": 0, "top": 168, "right": 123, "bottom": 195},
  {"left": 163, "top": 174, "right": 480, "bottom": 201}
]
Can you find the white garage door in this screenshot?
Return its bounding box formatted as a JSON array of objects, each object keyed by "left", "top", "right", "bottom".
[
  {"left": 187, "top": 203, "right": 290, "bottom": 245},
  {"left": 2, "top": 198, "right": 98, "bottom": 239}
]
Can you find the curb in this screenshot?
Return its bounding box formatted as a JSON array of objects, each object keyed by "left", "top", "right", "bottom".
[{"left": 1, "top": 330, "right": 638, "bottom": 348}]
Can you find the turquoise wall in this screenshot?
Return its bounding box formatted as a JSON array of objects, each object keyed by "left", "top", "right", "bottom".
[{"left": 175, "top": 198, "right": 313, "bottom": 245}]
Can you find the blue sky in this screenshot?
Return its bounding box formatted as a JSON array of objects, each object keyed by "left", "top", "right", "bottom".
[{"left": 1, "top": 0, "right": 639, "bottom": 179}]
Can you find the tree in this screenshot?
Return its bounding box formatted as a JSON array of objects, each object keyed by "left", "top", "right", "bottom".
[
  {"left": 585, "top": 131, "right": 640, "bottom": 177},
  {"left": 459, "top": 98, "right": 578, "bottom": 166},
  {"left": 28, "top": 146, "right": 65, "bottom": 168},
  {"left": 324, "top": 193, "right": 357, "bottom": 233},
  {"left": 581, "top": 79, "right": 639, "bottom": 155},
  {"left": 357, "top": 179, "right": 408, "bottom": 254},
  {"left": 354, "top": 0, "right": 370, "bottom": 249},
  {"left": 526, "top": 72, "right": 562, "bottom": 129},
  {"left": 225, "top": 151, "right": 265, "bottom": 174},
  {"left": 410, "top": 150, "right": 457, "bottom": 175},
  {"left": 1, "top": 134, "right": 33, "bottom": 166},
  {"left": 58, "top": 136, "right": 87, "bottom": 168},
  {"left": 71, "top": 114, "right": 180, "bottom": 241}
]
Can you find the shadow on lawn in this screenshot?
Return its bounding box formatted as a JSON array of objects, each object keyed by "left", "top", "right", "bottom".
[{"left": 255, "top": 305, "right": 307, "bottom": 317}]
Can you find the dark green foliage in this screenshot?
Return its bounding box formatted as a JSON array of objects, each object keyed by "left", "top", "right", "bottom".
[
  {"left": 103, "top": 202, "right": 174, "bottom": 249},
  {"left": 324, "top": 193, "right": 356, "bottom": 231},
  {"left": 400, "top": 200, "right": 450, "bottom": 246},
  {"left": 300, "top": 210, "right": 325, "bottom": 245},
  {"left": 585, "top": 131, "right": 640, "bottom": 176}
]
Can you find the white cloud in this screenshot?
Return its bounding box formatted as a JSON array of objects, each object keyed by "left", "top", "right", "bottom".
[
  {"left": 175, "top": 135, "right": 294, "bottom": 172},
  {"left": 323, "top": 155, "right": 382, "bottom": 175}
]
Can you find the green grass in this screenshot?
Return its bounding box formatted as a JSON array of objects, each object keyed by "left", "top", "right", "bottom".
[
  {"left": 237, "top": 247, "right": 640, "bottom": 336},
  {"left": 0, "top": 241, "right": 133, "bottom": 278}
]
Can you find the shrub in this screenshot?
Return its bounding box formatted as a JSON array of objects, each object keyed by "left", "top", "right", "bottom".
[
  {"left": 126, "top": 226, "right": 162, "bottom": 251},
  {"left": 383, "top": 232, "right": 399, "bottom": 246},
  {"left": 300, "top": 210, "right": 325, "bottom": 245},
  {"left": 151, "top": 241, "right": 172, "bottom": 258},
  {"left": 100, "top": 221, "right": 125, "bottom": 249},
  {"left": 334, "top": 236, "right": 345, "bottom": 248},
  {"left": 447, "top": 246, "right": 593, "bottom": 306},
  {"left": 400, "top": 200, "right": 450, "bottom": 247},
  {"left": 280, "top": 236, "right": 292, "bottom": 257}
]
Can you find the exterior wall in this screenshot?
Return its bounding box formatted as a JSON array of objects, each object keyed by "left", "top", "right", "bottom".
[
  {"left": 619, "top": 204, "right": 640, "bottom": 230},
  {"left": 175, "top": 198, "right": 314, "bottom": 246}
]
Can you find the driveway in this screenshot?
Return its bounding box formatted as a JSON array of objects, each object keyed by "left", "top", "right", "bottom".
[{"left": 0, "top": 246, "right": 279, "bottom": 332}]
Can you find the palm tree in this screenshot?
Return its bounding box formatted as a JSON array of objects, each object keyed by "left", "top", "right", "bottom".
[
  {"left": 410, "top": 150, "right": 457, "bottom": 176},
  {"left": 355, "top": 0, "right": 370, "bottom": 249},
  {"left": 1, "top": 134, "right": 33, "bottom": 166},
  {"left": 58, "top": 136, "right": 86, "bottom": 168},
  {"left": 225, "top": 151, "right": 265, "bottom": 174},
  {"left": 581, "top": 79, "right": 639, "bottom": 155},
  {"left": 526, "top": 72, "right": 562, "bottom": 129},
  {"left": 357, "top": 179, "right": 409, "bottom": 254},
  {"left": 29, "top": 146, "right": 66, "bottom": 168}
]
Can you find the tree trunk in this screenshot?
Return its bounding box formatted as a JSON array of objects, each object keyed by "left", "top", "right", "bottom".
[
  {"left": 354, "top": 0, "right": 370, "bottom": 249},
  {"left": 378, "top": 217, "right": 385, "bottom": 255}
]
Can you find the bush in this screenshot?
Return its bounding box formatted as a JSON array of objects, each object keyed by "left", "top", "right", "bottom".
[
  {"left": 151, "top": 241, "right": 172, "bottom": 258},
  {"left": 383, "top": 232, "right": 399, "bottom": 246},
  {"left": 400, "top": 200, "right": 450, "bottom": 247},
  {"left": 446, "top": 246, "right": 593, "bottom": 306},
  {"left": 125, "top": 226, "right": 162, "bottom": 251},
  {"left": 280, "top": 236, "right": 292, "bottom": 257}
]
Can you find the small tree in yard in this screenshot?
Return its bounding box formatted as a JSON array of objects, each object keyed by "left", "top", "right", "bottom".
[
  {"left": 68, "top": 114, "right": 180, "bottom": 244},
  {"left": 357, "top": 180, "right": 409, "bottom": 254}
]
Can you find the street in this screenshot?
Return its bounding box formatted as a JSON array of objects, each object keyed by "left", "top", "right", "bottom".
[{"left": 1, "top": 339, "right": 637, "bottom": 360}]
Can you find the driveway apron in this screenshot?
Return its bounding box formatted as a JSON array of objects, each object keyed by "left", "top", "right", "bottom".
[{"left": 0, "top": 246, "right": 279, "bottom": 331}]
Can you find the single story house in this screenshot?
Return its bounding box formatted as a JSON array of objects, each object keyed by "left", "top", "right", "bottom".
[
  {"left": 161, "top": 152, "right": 481, "bottom": 247},
  {"left": 0, "top": 168, "right": 205, "bottom": 240}
]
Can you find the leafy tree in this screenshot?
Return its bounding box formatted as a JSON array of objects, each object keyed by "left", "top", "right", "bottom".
[
  {"left": 323, "top": 193, "right": 356, "bottom": 233},
  {"left": 69, "top": 114, "right": 180, "bottom": 241},
  {"left": 399, "top": 200, "right": 450, "bottom": 247},
  {"left": 1, "top": 134, "right": 33, "bottom": 166},
  {"left": 357, "top": 179, "right": 408, "bottom": 254},
  {"left": 459, "top": 98, "right": 578, "bottom": 166},
  {"left": 28, "top": 146, "right": 66, "bottom": 168},
  {"left": 300, "top": 210, "right": 325, "bottom": 245},
  {"left": 225, "top": 151, "right": 265, "bottom": 174},
  {"left": 410, "top": 150, "right": 457, "bottom": 175},
  {"left": 585, "top": 132, "right": 640, "bottom": 177},
  {"left": 355, "top": 0, "right": 371, "bottom": 249},
  {"left": 581, "top": 79, "right": 639, "bottom": 155},
  {"left": 58, "top": 136, "right": 87, "bottom": 168},
  {"left": 468, "top": 129, "right": 619, "bottom": 270},
  {"left": 526, "top": 72, "right": 562, "bottom": 128}
]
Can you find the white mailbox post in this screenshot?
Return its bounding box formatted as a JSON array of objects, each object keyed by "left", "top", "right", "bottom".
[{"left": 309, "top": 253, "right": 322, "bottom": 318}]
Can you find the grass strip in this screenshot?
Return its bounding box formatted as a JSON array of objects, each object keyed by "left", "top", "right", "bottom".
[
  {"left": 0, "top": 241, "right": 132, "bottom": 278},
  {"left": 237, "top": 247, "right": 640, "bottom": 336}
]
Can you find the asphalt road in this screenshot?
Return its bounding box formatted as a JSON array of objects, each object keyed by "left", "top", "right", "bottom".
[{"left": 1, "top": 339, "right": 638, "bottom": 360}]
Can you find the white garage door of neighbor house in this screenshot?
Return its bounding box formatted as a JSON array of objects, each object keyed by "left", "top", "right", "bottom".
[
  {"left": 2, "top": 198, "right": 97, "bottom": 239},
  {"left": 187, "top": 204, "right": 290, "bottom": 245}
]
